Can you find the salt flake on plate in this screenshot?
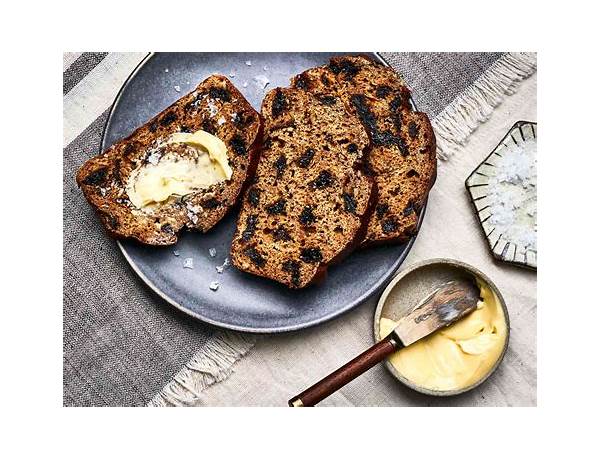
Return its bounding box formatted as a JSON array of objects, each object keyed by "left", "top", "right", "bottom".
[
  {"left": 216, "top": 257, "right": 230, "bottom": 274},
  {"left": 183, "top": 258, "right": 194, "bottom": 269},
  {"left": 253, "top": 75, "right": 270, "bottom": 89}
]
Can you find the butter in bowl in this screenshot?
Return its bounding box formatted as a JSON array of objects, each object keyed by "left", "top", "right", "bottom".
[
  {"left": 374, "top": 258, "right": 510, "bottom": 396},
  {"left": 288, "top": 258, "right": 508, "bottom": 406}
]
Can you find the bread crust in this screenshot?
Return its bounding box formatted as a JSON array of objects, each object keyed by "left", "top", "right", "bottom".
[{"left": 76, "top": 75, "right": 261, "bottom": 245}]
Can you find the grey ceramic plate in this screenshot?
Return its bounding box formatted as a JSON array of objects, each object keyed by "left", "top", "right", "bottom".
[
  {"left": 466, "top": 121, "right": 537, "bottom": 269},
  {"left": 101, "top": 52, "right": 426, "bottom": 333}
]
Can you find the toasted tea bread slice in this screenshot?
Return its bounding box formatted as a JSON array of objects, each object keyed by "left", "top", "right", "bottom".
[
  {"left": 230, "top": 87, "right": 374, "bottom": 288},
  {"left": 293, "top": 55, "right": 437, "bottom": 245},
  {"left": 76, "top": 75, "right": 261, "bottom": 245}
]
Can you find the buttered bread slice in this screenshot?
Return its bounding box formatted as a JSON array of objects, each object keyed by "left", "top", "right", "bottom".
[{"left": 76, "top": 75, "right": 261, "bottom": 245}]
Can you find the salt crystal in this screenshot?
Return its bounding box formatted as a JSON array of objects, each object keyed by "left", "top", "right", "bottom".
[
  {"left": 209, "top": 247, "right": 217, "bottom": 257},
  {"left": 207, "top": 100, "right": 218, "bottom": 117},
  {"left": 242, "top": 81, "right": 248, "bottom": 88},
  {"left": 187, "top": 213, "right": 198, "bottom": 225},
  {"left": 253, "top": 75, "right": 270, "bottom": 89},
  {"left": 209, "top": 281, "right": 220, "bottom": 291},
  {"left": 173, "top": 250, "right": 180, "bottom": 257},
  {"left": 245, "top": 60, "right": 252, "bottom": 66},
  {"left": 165, "top": 68, "right": 169, "bottom": 73},
  {"left": 174, "top": 85, "right": 181, "bottom": 92},
  {"left": 215, "top": 257, "right": 229, "bottom": 274},
  {"left": 183, "top": 258, "right": 194, "bottom": 269},
  {"left": 229, "top": 71, "right": 236, "bottom": 78},
  {"left": 217, "top": 116, "right": 226, "bottom": 125},
  {"left": 263, "top": 65, "right": 268, "bottom": 71},
  {"left": 147, "top": 151, "right": 161, "bottom": 165},
  {"left": 99, "top": 187, "right": 107, "bottom": 197}
]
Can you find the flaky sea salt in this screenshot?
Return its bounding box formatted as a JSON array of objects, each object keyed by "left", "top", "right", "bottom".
[
  {"left": 183, "top": 258, "right": 194, "bottom": 269},
  {"left": 245, "top": 60, "right": 252, "bottom": 66},
  {"left": 253, "top": 75, "right": 270, "bottom": 89},
  {"left": 187, "top": 212, "right": 198, "bottom": 224},
  {"left": 173, "top": 250, "right": 180, "bottom": 257},
  {"left": 174, "top": 85, "right": 181, "bottom": 92},
  {"left": 165, "top": 68, "right": 169, "bottom": 73},
  {"left": 206, "top": 100, "right": 218, "bottom": 117},
  {"left": 216, "top": 257, "right": 230, "bottom": 274},
  {"left": 217, "top": 116, "right": 226, "bottom": 125},
  {"left": 263, "top": 65, "right": 268, "bottom": 71},
  {"left": 147, "top": 150, "right": 161, "bottom": 165},
  {"left": 229, "top": 70, "right": 236, "bottom": 78},
  {"left": 209, "top": 281, "right": 220, "bottom": 291},
  {"left": 242, "top": 81, "right": 248, "bottom": 88},
  {"left": 487, "top": 138, "right": 537, "bottom": 252},
  {"left": 209, "top": 247, "right": 217, "bottom": 258}
]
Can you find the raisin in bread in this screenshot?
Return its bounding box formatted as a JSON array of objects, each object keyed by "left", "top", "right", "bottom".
[
  {"left": 230, "top": 86, "right": 374, "bottom": 288},
  {"left": 76, "top": 75, "right": 261, "bottom": 245},
  {"left": 293, "top": 55, "right": 437, "bottom": 246}
]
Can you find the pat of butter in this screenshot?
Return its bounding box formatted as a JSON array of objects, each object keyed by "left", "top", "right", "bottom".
[
  {"left": 126, "top": 130, "right": 232, "bottom": 209},
  {"left": 380, "top": 279, "right": 507, "bottom": 392},
  {"left": 167, "top": 130, "right": 233, "bottom": 180}
]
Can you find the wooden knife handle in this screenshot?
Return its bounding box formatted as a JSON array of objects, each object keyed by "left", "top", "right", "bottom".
[{"left": 288, "top": 336, "right": 400, "bottom": 407}]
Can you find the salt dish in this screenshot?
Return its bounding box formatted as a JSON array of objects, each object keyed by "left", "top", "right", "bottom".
[{"left": 466, "top": 121, "right": 537, "bottom": 269}]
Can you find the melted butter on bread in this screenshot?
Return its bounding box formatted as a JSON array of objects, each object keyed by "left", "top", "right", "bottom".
[{"left": 127, "top": 130, "right": 232, "bottom": 209}]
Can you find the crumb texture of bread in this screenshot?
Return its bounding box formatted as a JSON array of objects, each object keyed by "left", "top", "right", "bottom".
[
  {"left": 230, "top": 85, "right": 374, "bottom": 288},
  {"left": 76, "top": 75, "right": 261, "bottom": 245},
  {"left": 294, "top": 55, "right": 437, "bottom": 246}
]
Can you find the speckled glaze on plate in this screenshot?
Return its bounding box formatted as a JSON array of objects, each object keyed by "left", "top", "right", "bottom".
[
  {"left": 373, "top": 258, "right": 510, "bottom": 396},
  {"left": 101, "top": 52, "right": 427, "bottom": 333}
]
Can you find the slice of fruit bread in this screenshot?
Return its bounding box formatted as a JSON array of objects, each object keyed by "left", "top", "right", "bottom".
[
  {"left": 230, "top": 86, "right": 374, "bottom": 288},
  {"left": 76, "top": 75, "right": 261, "bottom": 245},
  {"left": 292, "top": 55, "right": 437, "bottom": 246}
]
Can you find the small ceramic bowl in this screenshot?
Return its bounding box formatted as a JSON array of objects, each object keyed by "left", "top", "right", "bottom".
[{"left": 373, "top": 258, "right": 510, "bottom": 396}]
